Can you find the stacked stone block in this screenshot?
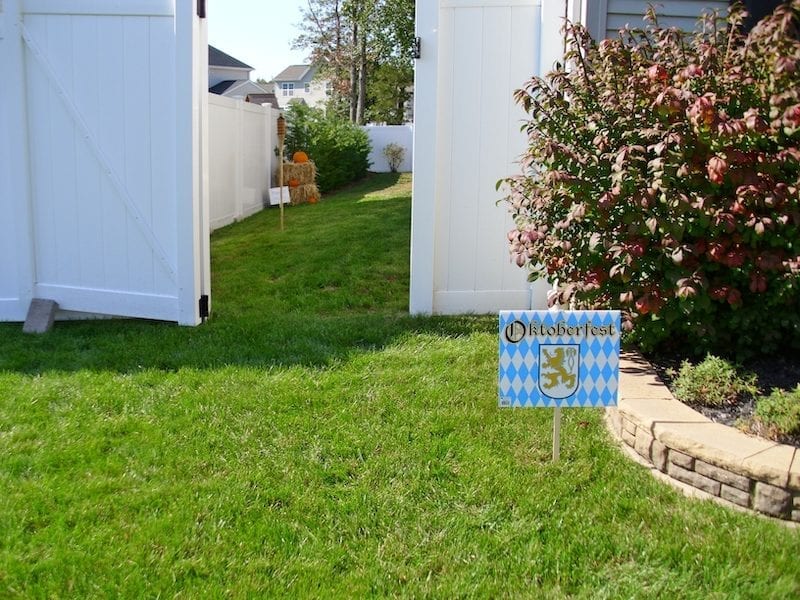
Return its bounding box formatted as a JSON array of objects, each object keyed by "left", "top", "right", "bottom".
[{"left": 609, "top": 409, "right": 800, "bottom": 522}]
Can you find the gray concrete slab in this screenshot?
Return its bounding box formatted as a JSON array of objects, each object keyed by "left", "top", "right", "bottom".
[{"left": 22, "top": 298, "right": 58, "bottom": 334}]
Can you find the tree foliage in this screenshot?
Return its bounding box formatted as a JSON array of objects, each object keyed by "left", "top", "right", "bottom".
[
  {"left": 502, "top": 2, "right": 800, "bottom": 357},
  {"left": 367, "top": 62, "right": 413, "bottom": 124},
  {"left": 293, "top": 0, "right": 414, "bottom": 124}
]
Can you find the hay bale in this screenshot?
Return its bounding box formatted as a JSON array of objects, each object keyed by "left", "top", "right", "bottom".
[
  {"left": 289, "top": 183, "right": 321, "bottom": 205},
  {"left": 282, "top": 161, "right": 316, "bottom": 186}
]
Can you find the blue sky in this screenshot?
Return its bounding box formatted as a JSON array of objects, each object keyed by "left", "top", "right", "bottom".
[{"left": 207, "top": 0, "right": 310, "bottom": 82}]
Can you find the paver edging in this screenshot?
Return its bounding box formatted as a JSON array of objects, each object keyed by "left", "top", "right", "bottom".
[{"left": 608, "top": 353, "right": 800, "bottom": 522}]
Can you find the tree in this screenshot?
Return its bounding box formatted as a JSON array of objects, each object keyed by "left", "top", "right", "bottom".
[
  {"left": 367, "top": 62, "right": 412, "bottom": 124},
  {"left": 292, "top": 0, "right": 348, "bottom": 118},
  {"left": 369, "top": 0, "right": 415, "bottom": 123},
  {"left": 293, "top": 0, "right": 414, "bottom": 124}
]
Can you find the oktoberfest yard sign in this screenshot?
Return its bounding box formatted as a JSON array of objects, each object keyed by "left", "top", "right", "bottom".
[{"left": 499, "top": 311, "right": 620, "bottom": 408}]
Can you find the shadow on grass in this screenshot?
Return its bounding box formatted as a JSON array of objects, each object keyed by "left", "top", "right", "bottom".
[
  {"left": 0, "top": 172, "right": 501, "bottom": 375},
  {"left": 0, "top": 313, "right": 497, "bottom": 375}
]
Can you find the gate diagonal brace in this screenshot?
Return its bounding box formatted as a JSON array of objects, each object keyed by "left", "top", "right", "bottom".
[{"left": 19, "top": 22, "right": 178, "bottom": 283}]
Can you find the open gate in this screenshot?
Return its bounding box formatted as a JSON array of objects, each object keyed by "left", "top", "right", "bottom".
[
  {"left": 410, "top": 0, "right": 566, "bottom": 315},
  {"left": 0, "top": 0, "right": 209, "bottom": 325}
]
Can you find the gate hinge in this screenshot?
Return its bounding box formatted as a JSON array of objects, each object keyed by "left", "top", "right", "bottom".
[
  {"left": 199, "top": 294, "right": 209, "bottom": 320},
  {"left": 197, "top": 0, "right": 207, "bottom": 19}
]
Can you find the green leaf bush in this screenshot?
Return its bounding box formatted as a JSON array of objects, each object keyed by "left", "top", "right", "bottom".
[
  {"left": 671, "top": 355, "right": 757, "bottom": 407},
  {"left": 284, "top": 103, "right": 371, "bottom": 193},
  {"left": 382, "top": 143, "right": 406, "bottom": 173},
  {"left": 502, "top": 2, "right": 800, "bottom": 357},
  {"left": 750, "top": 385, "right": 800, "bottom": 439}
]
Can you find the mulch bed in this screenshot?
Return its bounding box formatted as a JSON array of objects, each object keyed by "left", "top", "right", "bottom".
[{"left": 645, "top": 350, "right": 800, "bottom": 449}]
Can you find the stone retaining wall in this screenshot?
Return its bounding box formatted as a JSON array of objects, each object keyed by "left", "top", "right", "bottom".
[{"left": 607, "top": 407, "right": 800, "bottom": 522}]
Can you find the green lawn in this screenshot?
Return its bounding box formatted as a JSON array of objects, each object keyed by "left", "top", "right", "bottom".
[{"left": 1, "top": 173, "right": 798, "bottom": 598}]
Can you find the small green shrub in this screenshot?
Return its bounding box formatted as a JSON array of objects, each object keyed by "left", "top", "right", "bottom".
[
  {"left": 284, "top": 103, "right": 372, "bottom": 193},
  {"left": 672, "top": 355, "right": 757, "bottom": 407},
  {"left": 383, "top": 143, "right": 406, "bottom": 172},
  {"left": 501, "top": 2, "right": 800, "bottom": 357},
  {"left": 751, "top": 386, "right": 800, "bottom": 438}
]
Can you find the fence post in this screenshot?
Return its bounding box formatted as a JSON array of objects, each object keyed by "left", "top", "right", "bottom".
[
  {"left": 4, "top": 0, "right": 36, "bottom": 309},
  {"left": 234, "top": 99, "right": 244, "bottom": 221},
  {"left": 409, "top": 0, "right": 439, "bottom": 315},
  {"left": 267, "top": 107, "right": 277, "bottom": 198}
]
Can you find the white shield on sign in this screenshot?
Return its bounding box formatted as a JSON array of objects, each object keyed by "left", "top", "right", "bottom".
[{"left": 538, "top": 344, "right": 580, "bottom": 399}]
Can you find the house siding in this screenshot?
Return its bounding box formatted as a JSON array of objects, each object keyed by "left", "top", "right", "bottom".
[
  {"left": 273, "top": 66, "right": 329, "bottom": 110},
  {"left": 586, "top": 0, "right": 729, "bottom": 40}
]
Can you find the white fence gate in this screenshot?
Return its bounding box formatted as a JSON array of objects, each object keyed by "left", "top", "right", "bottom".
[
  {"left": 411, "top": 0, "right": 566, "bottom": 315},
  {"left": 0, "top": 0, "right": 209, "bottom": 325}
]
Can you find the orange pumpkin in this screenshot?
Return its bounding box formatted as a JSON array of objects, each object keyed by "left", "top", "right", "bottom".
[
  {"left": 308, "top": 196, "right": 318, "bottom": 204},
  {"left": 288, "top": 178, "right": 300, "bottom": 188},
  {"left": 293, "top": 151, "right": 309, "bottom": 163}
]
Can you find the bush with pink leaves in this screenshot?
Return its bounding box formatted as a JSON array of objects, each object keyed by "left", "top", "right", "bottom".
[{"left": 502, "top": 2, "right": 800, "bottom": 357}]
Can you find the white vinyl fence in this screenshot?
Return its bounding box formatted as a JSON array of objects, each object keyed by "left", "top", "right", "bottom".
[
  {"left": 410, "top": 0, "right": 560, "bottom": 315},
  {"left": 208, "top": 94, "right": 279, "bottom": 231},
  {"left": 1, "top": 0, "right": 209, "bottom": 325},
  {"left": 363, "top": 125, "right": 414, "bottom": 173}
]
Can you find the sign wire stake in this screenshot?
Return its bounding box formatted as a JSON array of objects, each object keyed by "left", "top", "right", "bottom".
[{"left": 552, "top": 406, "right": 561, "bottom": 462}]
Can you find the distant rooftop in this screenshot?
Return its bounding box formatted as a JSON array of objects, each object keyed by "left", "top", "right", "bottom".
[
  {"left": 246, "top": 93, "right": 280, "bottom": 109},
  {"left": 209, "top": 80, "right": 238, "bottom": 95},
  {"left": 208, "top": 45, "right": 253, "bottom": 70},
  {"left": 273, "top": 64, "right": 314, "bottom": 82}
]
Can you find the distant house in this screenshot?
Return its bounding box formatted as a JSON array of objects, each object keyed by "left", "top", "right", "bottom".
[
  {"left": 208, "top": 45, "right": 270, "bottom": 100},
  {"left": 271, "top": 64, "right": 329, "bottom": 110}
]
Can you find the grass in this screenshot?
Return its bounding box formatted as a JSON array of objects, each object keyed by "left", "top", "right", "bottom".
[{"left": 1, "top": 172, "right": 799, "bottom": 598}]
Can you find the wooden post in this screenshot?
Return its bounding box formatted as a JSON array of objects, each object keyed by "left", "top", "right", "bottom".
[{"left": 276, "top": 114, "right": 286, "bottom": 231}]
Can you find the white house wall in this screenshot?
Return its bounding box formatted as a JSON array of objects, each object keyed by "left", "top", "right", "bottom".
[
  {"left": 274, "top": 77, "right": 329, "bottom": 110},
  {"left": 209, "top": 65, "right": 249, "bottom": 87},
  {"left": 219, "top": 79, "right": 269, "bottom": 100}
]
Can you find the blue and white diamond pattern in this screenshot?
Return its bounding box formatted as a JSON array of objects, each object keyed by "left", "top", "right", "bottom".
[{"left": 498, "top": 310, "right": 620, "bottom": 408}]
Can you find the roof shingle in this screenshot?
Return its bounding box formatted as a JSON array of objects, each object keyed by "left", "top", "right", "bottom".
[
  {"left": 208, "top": 45, "right": 253, "bottom": 70},
  {"left": 273, "top": 65, "right": 313, "bottom": 82},
  {"left": 209, "top": 80, "right": 238, "bottom": 95}
]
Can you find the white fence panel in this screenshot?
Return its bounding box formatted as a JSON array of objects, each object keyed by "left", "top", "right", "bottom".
[
  {"left": 411, "top": 0, "right": 551, "bottom": 315},
  {"left": 0, "top": 0, "right": 208, "bottom": 325},
  {"left": 208, "top": 94, "right": 276, "bottom": 231},
  {"left": 363, "top": 125, "right": 414, "bottom": 173}
]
